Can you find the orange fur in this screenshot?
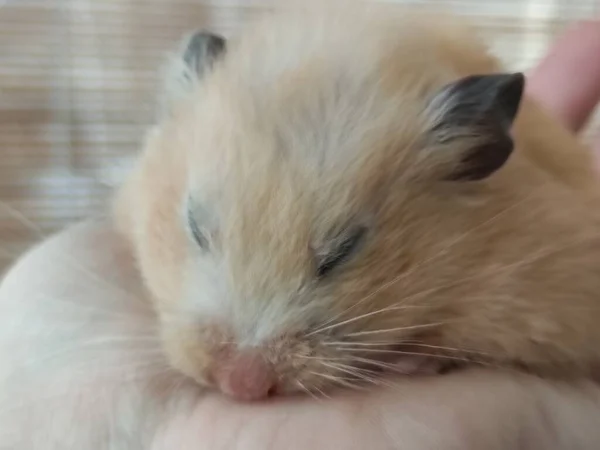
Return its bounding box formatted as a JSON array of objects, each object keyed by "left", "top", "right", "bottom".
[{"left": 113, "top": 3, "right": 600, "bottom": 396}]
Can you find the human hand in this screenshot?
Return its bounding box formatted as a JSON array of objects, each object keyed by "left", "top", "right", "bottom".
[{"left": 526, "top": 20, "right": 600, "bottom": 137}]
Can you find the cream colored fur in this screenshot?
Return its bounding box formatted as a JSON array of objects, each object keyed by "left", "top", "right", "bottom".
[{"left": 114, "top": 2, "right": 600, "bottom": 396}]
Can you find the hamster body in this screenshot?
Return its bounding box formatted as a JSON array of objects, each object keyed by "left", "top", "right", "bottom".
[{"left": 114, "top": 3, "right": 600, "bottom": 401}]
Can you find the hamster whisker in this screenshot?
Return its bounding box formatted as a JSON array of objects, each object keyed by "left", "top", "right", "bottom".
[
  {"left": 351, "top": 356, "right": 417, "bottom": 375},
  {"left": 317, "top": 192, "right": 540, "bottom": 331},
  {"left": 324, "top": 341, "right": 493, "bottom": 367},
  {"left": 334, "top": 346, "right": 460, "bottom": 358},
  {"left": 390, "top": 195, "right": 597, "bottom": 305},
  {"left": 310, "top": 229, "right": 417, "bottom": 333},
  {"left": 0, "top": 201, "right": 47, "bottom": 238},
  {"left": 307, "top": 370, "right": 367, "bottom": 391},
  {"left": 326, "top": 340, "right": 491, "bottom": 357},
  {"left": 398, "top": 341, "right": 492, "bottom": 356},
  {"left": 312, "top": 275, "right": 462, "bottom": 339},
  {"left": 295, "top": 379, "right": 319, "bottom": 401},
  {"left": 319, "top": 361, "right": 382, "bottom": 384},
  {"left": 0, "top": 201, "right": 141, "bottom": 304},
  {"left": 307, "top": 304, "right": 427, "bottom": 336},
  {"left": 314, "top": 228, "right": 597, "bottom": 344},
  {"left": 307, "top": 371, "right": 353, "bottom": 383},
  {"left": 297, "top": 354, "right": 400, "bottom": 387},
  {"left": 345, "top": 321, "right": 446, "bottom": 337},
  {"left": 54, "top": 258, "right": 141, "bottom": 306},
  {"left": 415, "top": 189, "right": 541, "bottom": 266},
  {"left": 311, "top": 383, "right": 331, "bottom": 400},
  {"left": 336, "top": 347, "right": 489, "bottom": 366},
  {"left": 324, "top": 341, "right": 403, "bottom": 347},
  {"left": 500, "top": 233, "right": 596, "bottom": 274},
  {"left": 393, "top": 263, "right": 529, "bottom": 310},
  {"left": 319, "top": 360, "right": 379, "bottom": 376},
  {"left": 294, "top": 354, "right": 347, "bottom": 361}
]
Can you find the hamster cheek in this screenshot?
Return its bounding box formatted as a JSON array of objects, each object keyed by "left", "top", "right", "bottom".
[
  {"left": 157, "top": 265, "right": 232, "bottom": 388},
  {"left": 159, "top": 317, "right": 215, "bottom": 387}
]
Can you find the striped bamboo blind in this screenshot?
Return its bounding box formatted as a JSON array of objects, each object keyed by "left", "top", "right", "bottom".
[{"left": 1, "top": 0, "right": 599, "bottom": 273}]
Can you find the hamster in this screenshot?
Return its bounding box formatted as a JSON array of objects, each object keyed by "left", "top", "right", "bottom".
[{"left": 113, "top": 3, "right": 600, "bottom": 402}]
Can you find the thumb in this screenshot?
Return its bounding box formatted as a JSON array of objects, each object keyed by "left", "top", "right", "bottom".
[{"left": 526, "top": 19, "right": 600, "bottom": 136}]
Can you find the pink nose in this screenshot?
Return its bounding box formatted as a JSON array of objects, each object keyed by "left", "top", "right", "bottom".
[{"left": 213, "top": 352, "right": 277, "bottom": 401}]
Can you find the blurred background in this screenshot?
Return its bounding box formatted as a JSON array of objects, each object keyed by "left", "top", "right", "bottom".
[{"left": 0, "top": 0, "right": 599, "bottom": 274}]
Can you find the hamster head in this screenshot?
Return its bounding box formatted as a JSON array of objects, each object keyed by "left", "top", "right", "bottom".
[{"left": 118, "top": 10, "right": 573, "bottom": 402}]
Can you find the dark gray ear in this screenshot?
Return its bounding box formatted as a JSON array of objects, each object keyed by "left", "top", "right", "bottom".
[
  {"left": 160, "top": 31, "right": 227, "bottom": 115},
  {"left": 181, "top": 32, "right": 227, "bottom": 80},
  {"left": 428, "top": 72, "right": 525, "bottom": 181}
]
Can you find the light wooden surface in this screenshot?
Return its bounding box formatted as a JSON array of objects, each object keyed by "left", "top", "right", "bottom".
[{"left": 1, "top": 0, "right": 599, "bottom": 274}]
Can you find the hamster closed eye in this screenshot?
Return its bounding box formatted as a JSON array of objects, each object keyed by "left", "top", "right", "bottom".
[{"left": 114, "top": 4, "right": 600, "bottom": 402}]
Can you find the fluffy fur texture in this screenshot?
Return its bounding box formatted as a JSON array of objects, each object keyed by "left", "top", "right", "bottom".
[{"left": 114, "top": 3, "right": 600, "bottom": 397}]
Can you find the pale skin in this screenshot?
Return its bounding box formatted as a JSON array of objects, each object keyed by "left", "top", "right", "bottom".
[{"left": 1, "top": 20, "right": 600, "bottom": 450}]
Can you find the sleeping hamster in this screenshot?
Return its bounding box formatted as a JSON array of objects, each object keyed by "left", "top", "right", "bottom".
[{"left": 113, "top": 4, "right": 600, "bottom": 401}]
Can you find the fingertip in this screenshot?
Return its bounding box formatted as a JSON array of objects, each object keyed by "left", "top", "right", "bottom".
[{"left": 526, "top": 19, "right": 600, "bottom": 132}]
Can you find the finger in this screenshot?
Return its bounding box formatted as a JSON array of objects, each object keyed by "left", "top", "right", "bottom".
[{"left": 526, "top": 20, "right": 600, "bottom": 134}]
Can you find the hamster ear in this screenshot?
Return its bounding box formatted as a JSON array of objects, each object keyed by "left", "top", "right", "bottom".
[
  {"left": 427, "top": 72, "right": 525, "bottom": 181},
  {"left": 160, "top": 31, "right": 227, "bottom": 115},
  {"left": 180, "top": 31, "right": 227, "bottom": 80}
]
